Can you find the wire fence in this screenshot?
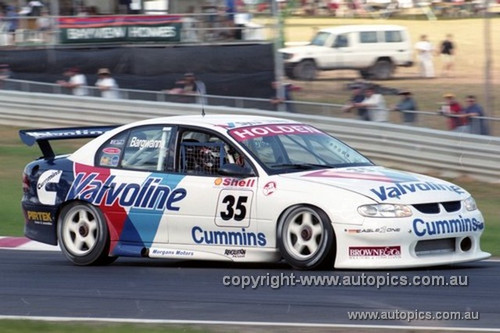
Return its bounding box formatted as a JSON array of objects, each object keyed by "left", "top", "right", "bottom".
[{"left": 1, "top": 77, "right": 498, "bottom": 137}]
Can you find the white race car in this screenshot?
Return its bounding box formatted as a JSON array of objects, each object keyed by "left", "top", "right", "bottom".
[{"left": 20, "top": 115, "right": 490, "bottom": 269}]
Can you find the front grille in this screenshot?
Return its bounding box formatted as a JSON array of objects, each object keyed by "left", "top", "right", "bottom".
[
  {"left": 415, "top": 238, "right": 456, "bottom": 257},
  {"left": 412, "top": 201, "right": 462, "bottom": 214},
  {"left": 413, "top": 203, "right": 440, "bottom": 214},
  {"left": 442, "top": 201, "right": 461, "bottom": 212}
]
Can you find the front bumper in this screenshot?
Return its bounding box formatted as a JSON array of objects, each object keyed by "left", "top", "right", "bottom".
[{"left": 334, "top": 210, "right": 490, "bottom": 269}]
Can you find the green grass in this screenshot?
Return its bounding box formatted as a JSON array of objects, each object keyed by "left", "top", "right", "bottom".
[
  {"left": 1, "top": 125, "right": 498, "bottom": 256},
  {"left": 0, "top": 321, "right": 209, "bottom": 333}
]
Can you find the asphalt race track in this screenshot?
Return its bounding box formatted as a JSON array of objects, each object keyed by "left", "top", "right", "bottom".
[{"left": 1, "top": 249, "right": 499, "bottom": 331}]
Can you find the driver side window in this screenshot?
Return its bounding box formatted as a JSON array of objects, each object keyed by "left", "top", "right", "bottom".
[
  {"left": 334, "top": 34, "right": 348, "bottom": 48},
  {"left": 178, "top": 130, "right": 245, "bottom": 176}
]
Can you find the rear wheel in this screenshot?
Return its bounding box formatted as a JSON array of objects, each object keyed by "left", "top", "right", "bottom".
[
  {"left": 57, "top": 202, "right": 116, "bottom": 266},
  {"left": 277, "top": 205, "right": 336, "bottom": 270},
  {"left": 293, "top": 60, "right": 317, "bottom": 81},
  {"left": 371, "top": 60, "right": 394, "bottom": 80}
]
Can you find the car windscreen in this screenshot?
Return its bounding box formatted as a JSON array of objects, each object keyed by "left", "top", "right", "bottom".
[
  {"left": 310, "top": 31, "right": 331, "bottom": 46},
  {"left": 228, "top": 124, "right": 373, "bottom": 174}
]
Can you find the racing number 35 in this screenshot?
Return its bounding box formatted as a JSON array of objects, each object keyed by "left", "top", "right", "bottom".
[
  {"left": 215, "top": 190, "right": 253, "bottom": 227},
  {"left": 220, "top": 195, "right": 247, "bottom": 221}
]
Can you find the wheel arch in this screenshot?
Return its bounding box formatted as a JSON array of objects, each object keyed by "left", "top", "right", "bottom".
[{"left": 374, "top": 56, "right": 394, "bottom": 65}]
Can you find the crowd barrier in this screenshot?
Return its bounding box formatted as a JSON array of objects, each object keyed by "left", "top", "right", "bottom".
[{"left": 0, "top": 90, "right": 499, "bottom": 183}]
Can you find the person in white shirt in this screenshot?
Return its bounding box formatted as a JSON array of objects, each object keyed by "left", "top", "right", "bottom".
[
  {"left": 352, "top": 85, "right": 388, "bottom": 122},
  {"left": 415, "top": 34, "right": 435, "bottom": 78},
  {"left": 57, "top": 67, "right": 88, "bottom": 96},
  {"left": 95, "top": 68, "right": 119, "bottom": 99}
]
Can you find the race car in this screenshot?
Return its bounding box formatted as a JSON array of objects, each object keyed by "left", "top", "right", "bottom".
[{"left": 20, "top": 115, "right": 490, "bottom": 269}]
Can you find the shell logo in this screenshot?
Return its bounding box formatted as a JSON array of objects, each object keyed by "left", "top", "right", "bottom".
[{"left": 214, "top": 178, "right": 223, "bottom": 186}]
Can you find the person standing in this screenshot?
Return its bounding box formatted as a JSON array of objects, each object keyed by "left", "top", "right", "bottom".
[
  {"left": 439, "top": 34, "right": 455, "bottom": 77},
  {"left": 270, "top": 81, "right": 299, "bottom": 113},
  {"left": 352, "top": 85, "right": 388, "bottom": 122},
  {"left": 342, "top": 84, "right": 369, "bottom": 121},
  {"left": 440, "top": 93, "right": 466, "bottom": 132},
  {"left": 415, "top": 35, "right": 435, "bottom": 78},
  {"left": 392, "top": 90, "right": 418, "bottom": 125},
  {"left": 57, "top": 67, "right": 88, "bottom": 96},
  {"left": 461, "top": 95, "right": 489, "bottom": 135},
  {"left": 95, "top": 68, "right": 119, "bottom": 99},
  {"left": 167, "top": 72, "right": 206, "bottom": 104}
]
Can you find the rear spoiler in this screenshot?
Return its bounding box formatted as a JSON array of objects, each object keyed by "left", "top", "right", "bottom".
[{"left": 19, "top": 125, "right": 118, "bottom": 159}]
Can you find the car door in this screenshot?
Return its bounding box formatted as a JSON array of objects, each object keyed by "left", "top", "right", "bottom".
[
  {"left": 322, "top": 32, "right": 352, "bottom": 69},
  {"left": 93, "top": 124, "right": 177, "bottom": 246},
  {"left": 167, "top": 127, "right": 260, "bottom": 248}
]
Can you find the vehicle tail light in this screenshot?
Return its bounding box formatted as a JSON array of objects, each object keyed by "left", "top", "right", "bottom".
[{"left": 22, "top": 173, "right": 30, "bottom": 192}]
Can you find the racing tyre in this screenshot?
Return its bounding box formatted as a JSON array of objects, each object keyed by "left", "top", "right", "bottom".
[
  {"left": 57, "top": 202, "right": 117, "bottom": 266},
  {"left": 371, "top": 60, "right": 394, "bottom": 80},
  {"left": 277, "top": 205, "right": 336, "bottom": 270},
  {"left": 293, "top": 60, "right": 317, "bottom": 81}
]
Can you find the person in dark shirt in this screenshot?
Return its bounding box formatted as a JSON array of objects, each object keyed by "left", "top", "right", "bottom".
[
  {"left": 439, "top": 34, "right": 455, "bottom": 77},
  {"left": 460, "top": 95, "right": 489, "bottom": 135},
  {"left": 392, "top": 90, "right": 418, "bottom": 125},
  {"left": 343, "top": 85, "right": 369, "bottom": 120}
]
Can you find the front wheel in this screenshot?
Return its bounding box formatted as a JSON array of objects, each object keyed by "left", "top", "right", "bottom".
[
  {"left": 57, "top": 202, "right": 117, "bottom": 266},
  {"left": 277, "top": 205, "right": 336, "bottom": 270},
  {"left": 371, "top": 60, "right": 394, "bottom": 80}
]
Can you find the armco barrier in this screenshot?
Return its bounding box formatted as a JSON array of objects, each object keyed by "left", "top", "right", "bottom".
[{"left": 1, "top": 90, "right": 499, "bottom": 183}]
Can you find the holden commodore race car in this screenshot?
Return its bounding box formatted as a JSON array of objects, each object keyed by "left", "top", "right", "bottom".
[{"left": 20, "top": 115, "right": 490, "bottom": 270}]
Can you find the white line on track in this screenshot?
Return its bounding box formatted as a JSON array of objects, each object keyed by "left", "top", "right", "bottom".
[{"left": 0, "top": 316, "right": 498, "bottom": 332}]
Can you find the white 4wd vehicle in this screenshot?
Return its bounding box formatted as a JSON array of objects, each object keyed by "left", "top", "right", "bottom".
[{"left": 280, "top": 25, "right": 413, "bottom": 80}]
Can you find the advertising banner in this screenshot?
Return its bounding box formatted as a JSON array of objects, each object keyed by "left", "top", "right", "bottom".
[{"left": 59, "top": 15, "right": 183, "bottom": 44}]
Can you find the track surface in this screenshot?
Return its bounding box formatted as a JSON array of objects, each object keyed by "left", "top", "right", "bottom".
[{"left": 1, "top": 250, "right": 498, "bottom": 330}]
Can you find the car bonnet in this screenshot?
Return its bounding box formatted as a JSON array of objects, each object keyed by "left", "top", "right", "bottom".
[{"left": 279, "top": 166, "right": 468, "bottom": 204}]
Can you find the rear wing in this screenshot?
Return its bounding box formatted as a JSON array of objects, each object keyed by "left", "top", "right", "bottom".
[{"left": 19, "top": 125, "right": 118, "bottom": 159}]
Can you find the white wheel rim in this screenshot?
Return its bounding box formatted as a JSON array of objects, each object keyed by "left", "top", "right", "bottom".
[
  {"left": 62, "top": 207, "right": 99, "bottom": 256},
  {"left": 284, "top": 209, "right": 324, "bottom": 261}
]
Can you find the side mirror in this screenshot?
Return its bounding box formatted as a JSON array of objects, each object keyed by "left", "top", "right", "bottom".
[{"left": 218, "top": 163, "right": 255, "bottom": 177}]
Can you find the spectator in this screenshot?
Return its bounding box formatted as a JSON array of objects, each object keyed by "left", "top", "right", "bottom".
[
  {"left": 167, "top": 72, "right": 206, "bottom": 104},
  {"left": 351, "top": 85, "right": 388, "bottom": 122},
  {"left": 392, "top": 90, "right": 418, "bottom": 125},
  {"left": 36, "top": 9, "right": 52, "bottom": 43},
  {"left": 270, "top": 81, "right": 299, "bottom": 113},
  {"left": 440, "top": 93, "right": 466, "bottom": 132},
  {"left": 56, "top": 67, "right": 88, "bottom": 96},
  {"left": 5, "top": 5, "right": 18, "bottom": 45},
  {"left": 342, "top": 84, "right": 369, "bottom": 120},
  {"left": 415, "top": 34, "right": 435, "bottom": 78},
  {"left": 95, "top": 68, "right": 119, "bottom": 99},
  {"left": 439, "top": 34, "right": 455, "bottom": 77},
  {"left": 27, "top": 1, "right": 44, "bottom": 17},
  {"left": 461, "top": 95, "right": 489, "bottom": 135}
]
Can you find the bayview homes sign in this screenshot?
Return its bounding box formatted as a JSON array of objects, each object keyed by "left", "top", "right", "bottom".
[{"left": 59, "top": 15, "right": 182, "bottom": 43}]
